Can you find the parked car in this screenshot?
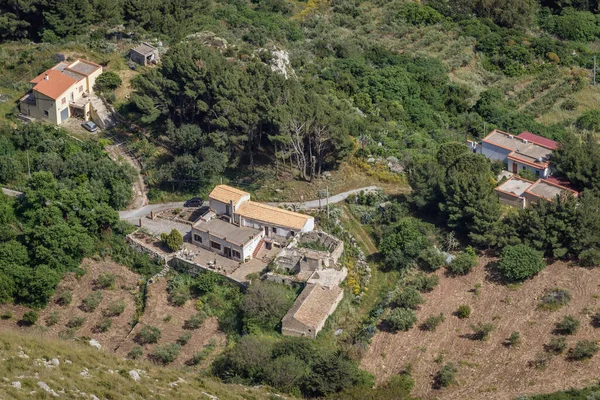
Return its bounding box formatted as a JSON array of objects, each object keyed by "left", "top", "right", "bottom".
[
  {"left": 82, "top": 121, "right": 98, "bottom": 132},
  {"left": 184, "top": 197, "right": 204, "bottom": 207}
]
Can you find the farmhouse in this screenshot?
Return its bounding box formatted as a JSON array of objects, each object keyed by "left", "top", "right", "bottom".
[
  {"left": 281, "top": 283, "right": 344, "bottom": 339},
  {"left": 191, "top": 184, "right": 315, "bottom": 262},
  {"left": 469, "top": 129, "right": 557, "bottom": 178},
  {"left": 495, "top": 176, "right": 578, "bottom": 208},
  {"left": 130, "top": 43, "right": 160, "bottom": 66},
  {"left": 19, "top": 59, "right": 103, "bottom": 125}
]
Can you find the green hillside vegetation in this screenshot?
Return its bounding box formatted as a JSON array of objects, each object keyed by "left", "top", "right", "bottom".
[{"left": 0, "top": 331, "right": 282, "bottom": 400}]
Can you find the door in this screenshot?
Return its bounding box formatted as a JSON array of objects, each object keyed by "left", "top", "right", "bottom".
[
  {"left": 512, "top": 162, "right": 518, "bottom": 173},
  {"left": 60, "top": 108, "right": 69, "bottom": 122},
  {"left": 264, "top": 226, "right": 269, "bottom": 237},
  {"left": 224, "top": 247, "right": 232, "bottom": 258}
]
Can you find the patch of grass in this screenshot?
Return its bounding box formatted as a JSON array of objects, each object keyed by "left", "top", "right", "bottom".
[
  {"left": 93, "top": 318, "right": 112, "bottom": 333},
  {"left": 569, "top": 340, "right": 599, "bottom": 361},
  {"left": 470, "top": 322, "right": 494, "bottom": 341},
  {"left": 554, "top": 315, "right": 580, "bottom": 335},
  {"left": 127, "top": 346, "right": 143, "bottom": 360},
  {"left": 420, "top": 313, "right": 445, "bottom": 332},
  {"left": 434, "top": 362, "right": 458, "bottom": 388},
  {"left": 56, "top": 290, "right": 73, "bottom": 306},
  {"left": 96, "top": 272, "right": 116, "bottom": 289},
  {"left": 183, "top": 312, "right": 208, "bottom": 330},
  {"left": 538, "top": 288, "right": 571, "bottom": 311},
  {"left": 46, "top": 311, "right": 60, "bottom": 327},
  {"left": 505, "top": 331, "right": 521, "bottom": 347},
  {"left": 104, "top": 299, "right": 126, "bottom": 317},
  {"left": 151, "top": 343, "right": 181, "bottom": 364},
  {"left": 1, "top": 311, "right": 13, "bottom": 320},
  {"left": 177, "top": 332, "right": 193, "bottom": 346},
  {"left": 187, "top": 340, "right": 217, "bottom": 366},
  {"left": 545, "top": 336, "right": 567, "bottom": 354},
  {"left": 66, "top": 316, "right": 86, "bottom": 329},
  {"left": 135, "top": 325, "right": 161, "bottom": 344},
  {"left": 456, "top": 304, "right": 471, "bottom": 319}
]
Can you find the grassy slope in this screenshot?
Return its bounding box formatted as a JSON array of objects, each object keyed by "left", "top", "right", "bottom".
[{"left": 0, "top": 331, "right": 282, "bottom": 400}]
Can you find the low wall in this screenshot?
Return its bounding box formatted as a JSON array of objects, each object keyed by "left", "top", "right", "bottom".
[
  {"left": 126, "top": 234, "right": 168, "bottom": 263},
  {"left": 170, "top": 256, "right": 249, "bottom": 288}
]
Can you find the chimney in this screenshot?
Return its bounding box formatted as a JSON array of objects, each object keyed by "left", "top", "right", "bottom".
[{"left": 44, "top": 73, "right": 49, "bottom": 81}]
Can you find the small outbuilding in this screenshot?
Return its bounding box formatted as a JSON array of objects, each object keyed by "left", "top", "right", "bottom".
[{"left": 130, "top": 43, "right": 160, "bottom": 66}]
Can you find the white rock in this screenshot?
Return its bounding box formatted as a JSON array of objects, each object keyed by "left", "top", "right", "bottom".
[
  {"left": 11, "top": 381, "right": 21, "bottom": 389},
  {"left": 89, "top": 339, "right": 101, "bottom": 350},
  {"left": 65, "top": 360, "right": 72, "bottom": 365},
  {"left": 90, "top": 395, "right": 100, "bottom": 400},
  {"left": 50, "top": 358, "right": 60, "bottom": 367},
  {"left": 168, "top": 377, "right": 186, "bottom": 387},
  {"left": 37, "top": 381, "right": 59, "bottom": 397},
  {"left": 129, "top": 370, "right": 141, "bottom": 382},
  {"left": 80, "top": 368, "right": 91, "bottom": 378},
  {"left": 201, "top": 392, "right": 218, "bottom": 400},
  {"left": 18, "top": 350, "right": 29, "bottom": 359}
]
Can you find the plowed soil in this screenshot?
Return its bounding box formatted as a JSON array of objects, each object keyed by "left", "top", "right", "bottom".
[{"left": 361, "top": 256, "right": 600, "bottom": 400}]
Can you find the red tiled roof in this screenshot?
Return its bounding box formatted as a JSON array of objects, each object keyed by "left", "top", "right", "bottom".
[
  {"left": 31, "top": 70, "right": 78, "bottom": 100},
  {"left": 517, "top": 132, "right": 558, "bottom": 150}
]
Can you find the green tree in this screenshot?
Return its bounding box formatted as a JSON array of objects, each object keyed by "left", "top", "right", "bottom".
[
  {"left": 380, "top": 218, "right": 429, "bottom": 270},
  {"left": 241, "top": 281, "right": 295, "bottom": 332},
  {"left": 161, "top": 229, "right": 183, "bottom": 252},
  {"left": 497, "top": 244, "right": 545, "bottom": 281},
  {"left": 94, "top": 71, "right": 123, "bottom": 93}
]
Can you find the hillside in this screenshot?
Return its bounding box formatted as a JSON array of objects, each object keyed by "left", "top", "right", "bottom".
[{"left": 0, "top": 330, "right": 283, "bottom": 400}]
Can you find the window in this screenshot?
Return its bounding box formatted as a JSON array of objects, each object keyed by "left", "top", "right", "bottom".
[
  {"left": 536, "top": 170, "right": 540, "bottom": 176},
  {"left": 61, "top": 97, "right": 66, "bottom": 104},
  {"left": 193, "top": 234, "right": 202, "bottom": 243},
  {"left": 272, "top": 227, "right": 278, "bottom": 234},
  {"left": 44, "top": 110, "right": 49, "bottom": 117},
  {"left": 233, "top": 250, "right": 241, "bottom": 259},
  {"left": 211, "top": 241, "right": 221, "bottom": 250},
  {"left": 290, "top": 231, "right": 295, "bottom": 237}
]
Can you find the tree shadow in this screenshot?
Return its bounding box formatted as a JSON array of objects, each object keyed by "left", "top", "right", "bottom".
[{"left": 483, "top": 260, "right": 509, "bottom": 285}]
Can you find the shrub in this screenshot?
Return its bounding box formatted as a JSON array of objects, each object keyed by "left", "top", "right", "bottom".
[
  {"left": 393, "top": 287, "right": 424, "bottom": 310},
  {"left": 46, "top": 311, "right": 60, "bottom": 326},
  {"left": 169, "top": 290, "right": 190, "bottom": 307},
  {"left": 183, "top": 312, "right": 208, "bottom": 330},
  {"left": 161, "top": 229, "right": 183, "bottom": 252},
  {"left": 56, "top": 290, "right": 72, "bottom": 306},
  {"left": 506, "top": 331, "right": 521, "bottom": 347},
  {"left": 447, "top": 251, "right": 477, "bottom": 276},
  {"left": 456, "top": 305, "right": 471, "bottom": 319},
  {"left": 67, "top": 316, "right": 86, "bottom": 329},
  {"left": 435, "top": 363, "right": 457, "bottom": 388},
  {"left": 385, "top": 308, "right": 417, "bottom": 332},
  {"left": 96, "top": 273, "right": 115, "bottom": 289},
  {"left": 420, "top": 313, "right": 445, "bottom": 331},
  {"left": 569, "top": 340, "right": 599, "bottom": 361},
  {"left": 94, "top": 318, "right": 112, "bottom": 333},
  {"left": 529, "top": 352, "right": 551, "bottom": 370},
  {"left": 418, "top": 247, "right": 446, "bottom": 271},
  {"left": 579, "top": 248, "right": 600, "bottom": 267},
  {"left": 538, "top": 288, "right": 571, "bottom": 311},
  {"left": 128, "top": 346, "right": 143, "bottom": 360},
  {"left": 104, "top": 300, "right": 126, "bottom": 317},
  {"left": 21, "top": 311, "right": 38, "bottom": 326},
  {"left": 151, "top": 343, "right": 181, "bottom": 364},
  {"left": 560, "top": 98, "right": 578, "bottom": 111},
  {"left": 81, "top": 292, "right": 103, "bottom": 312},
  {"left": 592, "top": 312, "right": 600, "bottom": 328},
  {"left": 136, "top": 325, "right": 161, "bottom": 344},
  {"left": 408, "top": 272, "right": 440, "bottom": 293},
  {"left": 497, "top": 244, "right": 545, "bottom": 281},
  {"left": 177, "top": 332, "right": 192, "bottom": 346},
  {"left": 555, "top": 315, "right": 580, "bottom": 335},
  {"left": 546, "top": 336, "right": 567, "bottom": 354},
  {"left": 576, "top": 109, "right": 600, "bottom": 132},
  {"left": 1, "top": 311, "right": 13, "bottom": 320},
  {"left": 470, "top": 322, "right": 494, "bottom": 341},
  {"left": 187, "top": 341, "right": 216, "bottom": 366}
]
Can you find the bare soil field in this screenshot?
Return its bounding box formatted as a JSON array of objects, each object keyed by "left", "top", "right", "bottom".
[
  {"left": 0, "top": 259, "right": 224, "bottom": 368},
  {"left": 116, "top": 278, "right": 227, "bottom": 367},
  {"left": 0, "top": 259, "right": 140, "bottom": 351},
  {"left": 361, "top": 256, "right": 600, "bottom": 400}
]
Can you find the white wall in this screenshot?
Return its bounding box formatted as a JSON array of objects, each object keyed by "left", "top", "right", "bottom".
[
  {"left": 210, "top": 199, "right": 229, "bottom": 216},
  {"left": 508, "top": 159, "right": 547, "bottom": 178}
]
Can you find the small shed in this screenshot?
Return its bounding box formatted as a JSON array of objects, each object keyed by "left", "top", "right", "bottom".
[{"left": 129, "top": 43, "right": 160, "bottom": 66}]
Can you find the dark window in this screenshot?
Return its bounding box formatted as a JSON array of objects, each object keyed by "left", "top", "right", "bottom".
[
  {"left": 536, "top": 170, "right": 540, "bottom": 176},
  {"left": 44, "top": 110, "right": 49, "bottom": 117},
  {"left": 272, "top": 227, "right": 278, "bottom": 234},
  {"left": 211, "top": 241, "right": 221, "bottom": 250},
  {"left": 193, "top": 234, "right": 202, "bottom": 243},
  {"left": 233, "top": 250, "right": 241, "bottom": 259}
]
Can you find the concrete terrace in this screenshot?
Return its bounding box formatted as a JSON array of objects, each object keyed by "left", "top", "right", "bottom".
[{"left": 496, "top": 177, "right": 533, "bottom": 198}]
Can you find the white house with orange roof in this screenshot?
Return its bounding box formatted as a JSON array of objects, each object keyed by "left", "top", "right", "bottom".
[
  {"left": 191, "top": 184, "right": 315, "bottom": 262},
  {"left": 19, "top": 59, "right": 103, "bottom": 125}
]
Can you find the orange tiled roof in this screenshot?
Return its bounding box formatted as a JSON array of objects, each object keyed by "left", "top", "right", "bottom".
[
  {"left": 31, "top": 70, "right": 78, "bottom": 100},
  {"left": 208, "top": 185, "right": 250, "bottom": 205},
  {"left": 236, "top": 201, "right": 312, "bottom": 231}
]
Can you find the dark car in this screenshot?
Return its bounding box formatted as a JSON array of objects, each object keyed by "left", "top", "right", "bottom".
[
  {"left": 82, "top": 121, "right": 98, "bottom": 132},
  {"left": 184, "top": 197, "right": 204, "bottom": 207}
]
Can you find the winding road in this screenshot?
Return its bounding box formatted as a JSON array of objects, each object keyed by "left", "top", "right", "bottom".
[{"left": 119, "top": 185, "right": 381, "bottom": 221}]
